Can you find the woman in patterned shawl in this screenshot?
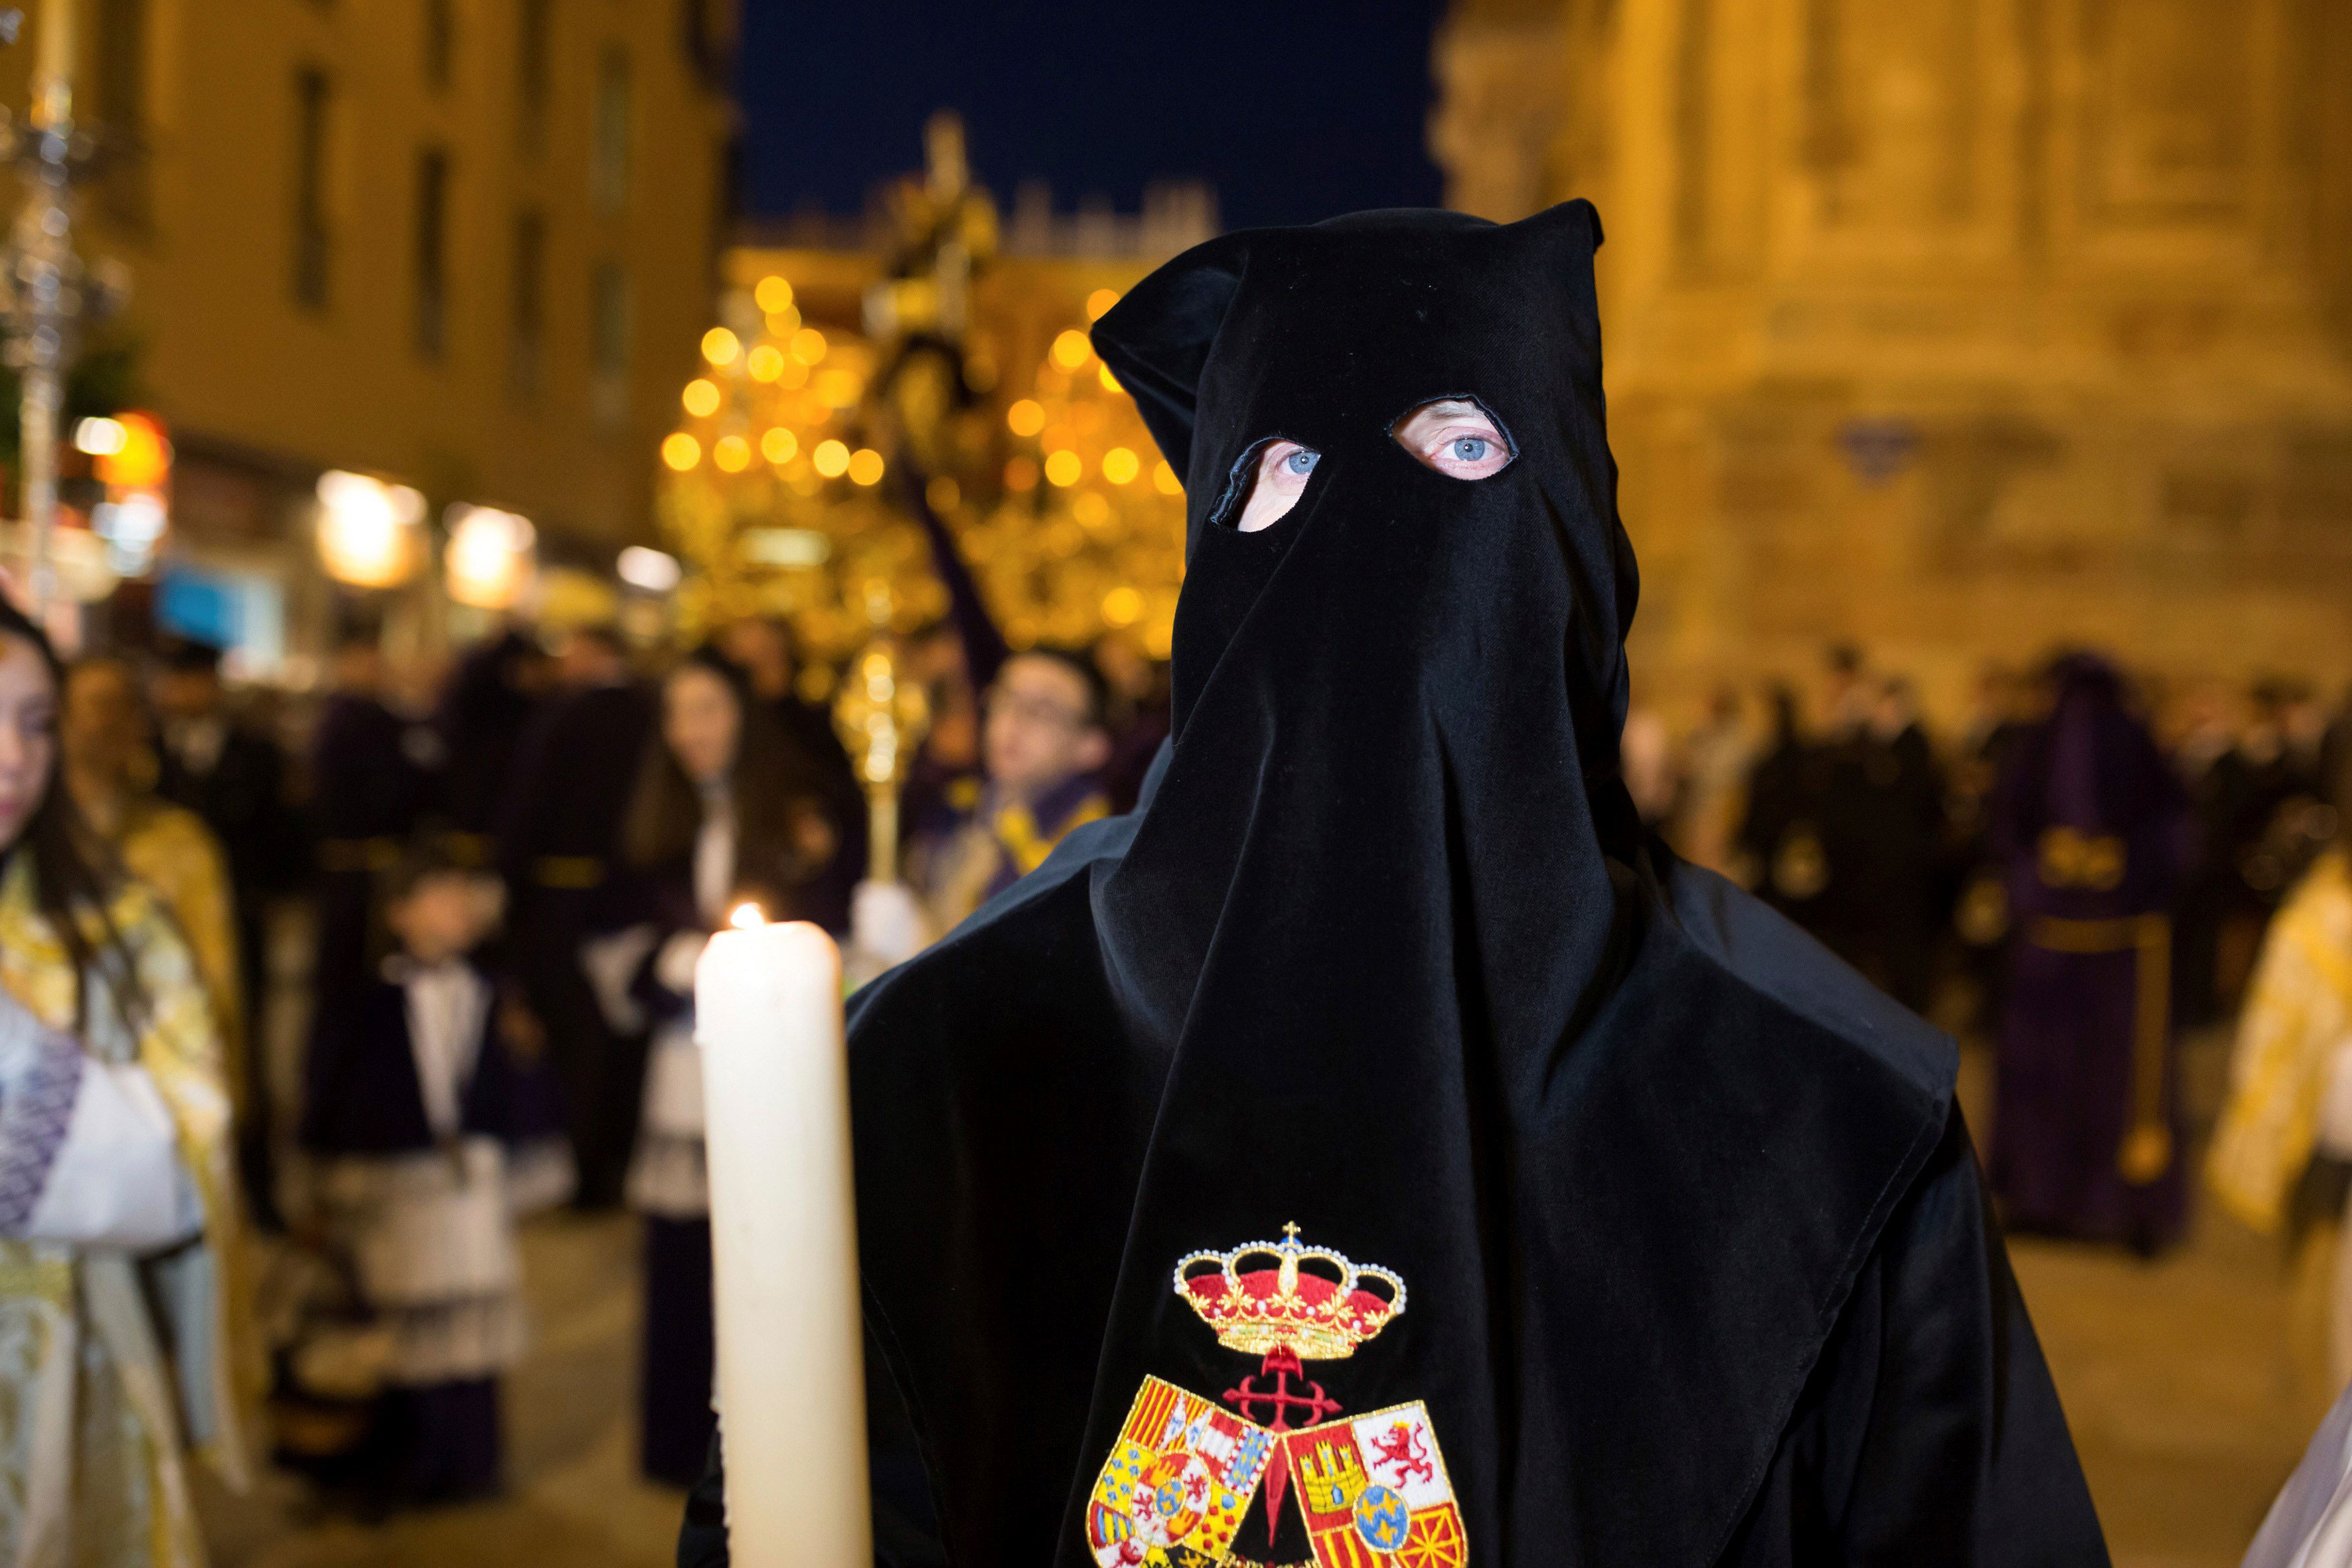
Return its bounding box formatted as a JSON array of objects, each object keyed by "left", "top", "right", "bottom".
[
  {"left": 0, "top": 596, "right": 251, "bottom": 1568},
  {"left": 2211, "top": 742, "right": 2352, "bottom": 1398}
]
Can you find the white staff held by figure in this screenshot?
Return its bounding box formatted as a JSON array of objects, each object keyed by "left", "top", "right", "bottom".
[{"left": 694, "top": 903, "right": 870, "bottom": 1568}]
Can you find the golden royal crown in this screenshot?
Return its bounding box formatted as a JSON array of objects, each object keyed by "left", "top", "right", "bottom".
[{"left": 1172, "top": 1223, "right": 1406, "bottom": 1362}]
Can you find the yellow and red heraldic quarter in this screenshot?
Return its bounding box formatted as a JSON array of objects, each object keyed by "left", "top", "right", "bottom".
[
  {"left": 1283, "top": 1403, "right": 1467, "bottom": 1568},
  {"left": 1083, "top": 1223, "right": 1466, "bottom": 1565},
  {"left": 1087, "top": 1376, "right": 1276, "bottom": 1567}
]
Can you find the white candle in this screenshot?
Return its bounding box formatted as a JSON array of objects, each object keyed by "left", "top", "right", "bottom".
[{"left": 696, "top": 914, "right": 872, "bottom": 1567}]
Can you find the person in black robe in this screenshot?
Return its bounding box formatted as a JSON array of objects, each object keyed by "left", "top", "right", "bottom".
[
  {"left": 684, "top": 204, "right": 2103, "bottom": 1567},
  {"left": 431, "top": 628, "right": 551, "bottom": 870},
  {"left": 152, "top": 636, "right": 299, "bottom": 1221},
  {"left": 308, "top": 634, "right": 439, "bottom": 1001},
  {"left": 497, "top": 625, "right": 656, "bottom": 1210},
  {"left": 1840, "top": 676, "right": 1949, "bottom": 1013},
  {"left": 1735, "top": 684, "right": 1835, "bottom": 931}
]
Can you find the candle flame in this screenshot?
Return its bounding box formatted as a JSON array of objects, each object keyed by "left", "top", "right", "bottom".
[{"left": 729, "top": 902, "right": 765, "bottom": 929}]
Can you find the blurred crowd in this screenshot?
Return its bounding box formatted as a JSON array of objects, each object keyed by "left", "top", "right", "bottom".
[
  {"left": 22, "top": 591, "right": 2352, "bottom": 1531},
  {"left": 8, "top": 586, "right": 1170, "bottom": 1517},
  {"left": 1644, "top": 646, "right": 2344, "bottom": 1040},
  {"left": 1640, "top": 645, "right": 2352, "bottom": 1330}
]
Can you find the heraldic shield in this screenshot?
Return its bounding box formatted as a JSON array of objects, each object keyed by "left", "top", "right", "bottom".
[
  {"left": 1083, "top": 1225, "right": 1466, "bottom": 1566},
  {"left": 1087, "top": 1375, "right": 1278, "bottom": 1567},
  {"left": 1281, "top": 1403, "right": 1466, "bottom": 1568}
]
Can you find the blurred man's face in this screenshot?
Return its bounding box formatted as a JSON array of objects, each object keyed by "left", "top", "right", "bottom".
[
  {"left": 716, "top": 619, "right": 792, "bottom": 700},
  {"left": 333, "top": 642, "right": 382, "bottom": 694},
  {"left": 560, "top": 635, "right": 623, "bottom": 687},
  {"left": 60, "top": 663, "right": 145, "bottom": 783},
  {"left": 151, "top": 666, "right": 221, "bottom": 723},
  {"left": 983, "top": 654, "right": 1109, "bottom": 801}
]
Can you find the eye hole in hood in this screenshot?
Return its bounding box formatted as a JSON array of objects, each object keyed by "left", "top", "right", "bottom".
[
  {"left": 1391, "top": 397, "right": 1515, "bottom": 480},
  {"left": 1216, "top": 437, "right": 1323, "bottom": 534}
]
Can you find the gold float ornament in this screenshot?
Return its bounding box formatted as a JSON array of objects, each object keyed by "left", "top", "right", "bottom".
[{"left": 655, "top": 113, "right": 1187, "bottom": 686}]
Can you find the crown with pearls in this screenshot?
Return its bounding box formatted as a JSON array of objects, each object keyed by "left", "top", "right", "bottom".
[{"left": 1172, "top": 1223, "right": 1407, "bottom": 1362}]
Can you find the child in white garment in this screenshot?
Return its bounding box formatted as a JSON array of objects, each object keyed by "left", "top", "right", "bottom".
[{"left": 299, "top": 838, "right": 570, "bottom": 1504}]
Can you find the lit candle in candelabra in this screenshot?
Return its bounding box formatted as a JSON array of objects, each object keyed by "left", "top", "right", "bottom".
[
  {"left": 696, "top": 905, "right": 870, "bottom": 1567},
  {"left": 832, "top": 584, "right": 931, "bottom": 883},
  {"left": 35, "top": 0, "right": 74, "bottom": 126}
]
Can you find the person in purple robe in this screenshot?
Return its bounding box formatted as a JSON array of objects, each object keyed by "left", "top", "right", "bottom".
[{"left": 1989, "top": 651, "right": 2195, "bottom": 1251}]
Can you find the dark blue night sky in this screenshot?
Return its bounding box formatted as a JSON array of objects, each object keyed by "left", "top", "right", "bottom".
[{"left": 733, "top": 1, "right": 1447, "bottom": 231}]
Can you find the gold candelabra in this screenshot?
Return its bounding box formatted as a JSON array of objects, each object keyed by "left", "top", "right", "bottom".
[{"left": 831, "top": 582, "right": 931, "bottom": 882}]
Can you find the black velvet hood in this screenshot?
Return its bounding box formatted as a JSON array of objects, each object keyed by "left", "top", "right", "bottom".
[{"left": 840, "top": 205, "right": 1982, "bottom": 1567}]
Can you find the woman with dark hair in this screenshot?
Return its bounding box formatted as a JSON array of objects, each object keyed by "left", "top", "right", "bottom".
[
  {"left": 583, "top": 646, "right": 838, "bottom": 1484},
  {"left": 0, "top": 598, "right": 252, "bottom": 1565}
]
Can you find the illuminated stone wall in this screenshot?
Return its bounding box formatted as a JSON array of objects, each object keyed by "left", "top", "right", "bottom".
[{"left": 1432, "top": 0, "right": 2352, "bottom": 724}]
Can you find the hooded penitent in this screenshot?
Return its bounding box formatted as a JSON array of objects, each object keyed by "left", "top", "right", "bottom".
[
  {"left": 684, "top": 204, "right": 2104, "bottom": 1567},
  {"left": 1990, "top": 652, "right": 2194, "bottom": 1248}
]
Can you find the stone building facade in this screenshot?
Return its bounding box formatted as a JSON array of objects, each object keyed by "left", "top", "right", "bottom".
[
  {"left": 1431, "top": 0, "right": 2352, "bottom": 721},
  {"left": 9, "top": 0, "right": 736, "bottom": 663}
]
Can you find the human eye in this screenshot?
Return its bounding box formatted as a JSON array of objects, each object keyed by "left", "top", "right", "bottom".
[
  {"left": 1389, "top": 399, "right": 1514, "bottom": 480},
  {"left": 1231, "top": 438, "right": 1321, "bottom": 533}
]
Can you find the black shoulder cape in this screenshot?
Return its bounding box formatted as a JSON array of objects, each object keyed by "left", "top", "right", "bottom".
[{"left": 684, "top": 204, "right": 2104, "bottom": 1568}]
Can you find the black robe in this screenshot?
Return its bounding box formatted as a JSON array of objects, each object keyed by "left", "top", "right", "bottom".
[
  {"left": 497, "top": 678, "right": 657, "bottom": 1207},
  {"left": 309, "top": 692, "right": 438, "bottom": 991},
  {"left": 684, "top": 204, "right": 2103, "bottom": 1567}
]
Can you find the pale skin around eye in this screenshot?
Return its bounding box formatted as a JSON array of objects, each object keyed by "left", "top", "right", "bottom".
[
  {"left": 1391, "top": 399, "right": 1514, "bottom": 480},
  {"left": 1235, "top": 441, "right": 1320, "bottom": 533},
  {"left": 1233, "top": 402, "right": 1516, "bottom": 534}
]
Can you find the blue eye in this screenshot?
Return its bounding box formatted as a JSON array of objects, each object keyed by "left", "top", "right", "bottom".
[
  {"left": 1283, "top": 449, "right": 1318, "bottom": 476},
  {"left": 1452, "top": 438, "right": 1488, "bottom": 461}
]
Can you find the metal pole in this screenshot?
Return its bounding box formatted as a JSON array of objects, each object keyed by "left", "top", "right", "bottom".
[{"left": 19, "top": 0, "right": 74, "bottom": 623}]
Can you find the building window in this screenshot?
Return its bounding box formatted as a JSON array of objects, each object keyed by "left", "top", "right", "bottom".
[
  {"left": 415, "top": 148, "right": 449, "bottom": 360},
  {"left": 94, "top": 0, "right": 151, "bottom": 226},
  {"left": 591, "top": 259, "right": 630, "bottom": 426},
  {"left": 423, "top": 0, "right": 454, "bottom": 92},
  {"left": 591, "top": 45, "right": 633, "bottom": 213},
  {"left": 291, "top": 68, "right": 333, "bottom": 309},
  {"left": 510, "top": 209, "right": 545, "bottom": 398},
  {"left": 516, "top": 0, "right": 552, "bottom": 156}
]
